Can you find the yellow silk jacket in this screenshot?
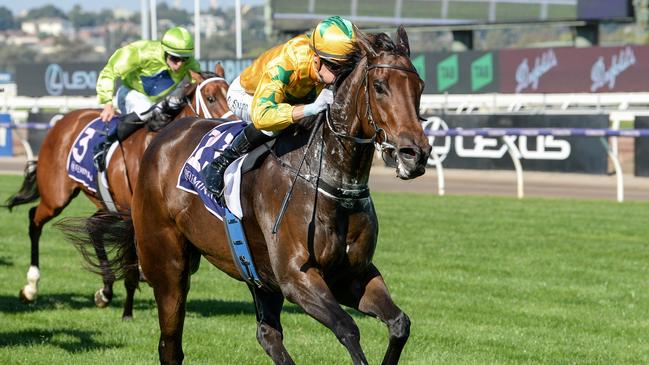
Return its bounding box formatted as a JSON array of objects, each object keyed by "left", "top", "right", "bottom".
[{"left": 239, "top": 34, "right": 324, "bottom": 132}]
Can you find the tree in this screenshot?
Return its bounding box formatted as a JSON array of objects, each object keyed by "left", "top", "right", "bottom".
[
  {"left": 69, "top": 5, "right": 95, "bottom": 28},
  {"left": 156, "top": 3, "right": 191, "bottom": 26},
  {"left": 24, "top": 5, "right": 67, "bottom": 20},
  {"left": 0, "top": 6, "right": 15, "bottom": 30}
]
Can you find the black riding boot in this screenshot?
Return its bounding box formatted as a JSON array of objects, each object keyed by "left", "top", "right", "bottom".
[
  {"left": 203, "top": 124, "right": 272, "bottom": 196},
  {"left": 93, "top": 112, "right": 143, "bottom": 172}
]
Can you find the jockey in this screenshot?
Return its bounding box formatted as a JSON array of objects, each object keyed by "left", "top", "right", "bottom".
[
  {"left": 203, "top": 16, "right": 357, "bottom": 196},
  {"left": 93, "top": 26, "right": 201, "bottom": 171}
]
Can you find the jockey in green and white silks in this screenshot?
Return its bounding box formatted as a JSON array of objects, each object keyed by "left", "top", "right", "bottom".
[{"left": 93, "top": 26, "right": 200, "bottom": 171}]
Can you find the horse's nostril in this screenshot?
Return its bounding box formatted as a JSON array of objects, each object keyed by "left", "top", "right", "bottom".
[{"left": 398, "top": 147, "right": 419, "bottom": 161}]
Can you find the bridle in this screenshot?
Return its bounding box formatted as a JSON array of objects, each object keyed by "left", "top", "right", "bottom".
[
  {"left": 186, "top": 76, "right": 234, "bottom": 119},
  {"left": 273, "top": 56, "right": 424, "bottom": 229},
  {"left": 325, "top": 58, "right": 422, "bottom": 157}
]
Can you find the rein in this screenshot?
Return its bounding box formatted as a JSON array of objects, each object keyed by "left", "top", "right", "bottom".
[
  {"left": 186, "top": 77, "right": 234, "bottom": 119},
  {"left": 271, "top": 58, "right": 422, "bottom": 231}
]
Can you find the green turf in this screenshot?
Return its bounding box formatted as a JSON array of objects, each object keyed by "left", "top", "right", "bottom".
[{"left": 1, "top": 174, "right": 648, "bottom": 364}]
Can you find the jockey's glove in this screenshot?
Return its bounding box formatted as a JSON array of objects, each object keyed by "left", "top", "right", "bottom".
[{"left": 303, "top": 88, "right": 333, "bottom": 117}]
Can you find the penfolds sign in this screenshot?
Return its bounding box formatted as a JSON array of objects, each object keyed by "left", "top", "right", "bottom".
[{"left": 500, "top": 45, "right": 649, "bottom": 94}]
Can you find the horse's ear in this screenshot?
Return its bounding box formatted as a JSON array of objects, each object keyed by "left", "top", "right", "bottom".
[
  {"left": 355, "top": 29, "right": 377, "bottom": 58},
  {"left": 189, "top": 69, "right": 204, "bottom": 83},
  {"left": 396, "top": 25, "right": 410, "bottom": 57},
  {"left": 214, "top": 63, "right": 225, "bottom": 78}
]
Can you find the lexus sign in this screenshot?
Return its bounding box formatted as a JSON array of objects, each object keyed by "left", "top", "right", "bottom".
[{"left": 16, "top": 62, "right": 105, "bottom": 97}]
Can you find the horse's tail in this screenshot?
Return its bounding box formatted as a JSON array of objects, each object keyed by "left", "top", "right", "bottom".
[
  {"left": 55, "top": 211, "right": 137, "bottom": 281},
  {"left": 4, "top": 160, "right": 40, "bottom": 211}
]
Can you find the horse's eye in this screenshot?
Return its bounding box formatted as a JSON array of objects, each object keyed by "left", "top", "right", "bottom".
[
  {"left": 373, "top": 80, "right": 385, "bottom": 94},
  {"left": 207, "top": 97, "right": 216, "bottom": 103}
]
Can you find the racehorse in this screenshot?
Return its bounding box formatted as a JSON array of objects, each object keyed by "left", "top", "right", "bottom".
[
  {"left": 69, "top": 27, "right": 430, "bottom": 364},
  {"left": 4, "top": 64, "right": 233, "bottom": 319}
]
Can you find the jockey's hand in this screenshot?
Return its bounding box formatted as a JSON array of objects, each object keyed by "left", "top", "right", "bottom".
[
  {"left": 100, "top": 103, "right": 115, "bottom": 122},
  {"left": 303, "top": 88, "right": 333, "bottom": 117}
]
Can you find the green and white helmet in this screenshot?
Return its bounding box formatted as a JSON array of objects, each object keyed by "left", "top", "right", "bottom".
[{"left": 161, "top": 26, "right": 194, "bottom": 57}]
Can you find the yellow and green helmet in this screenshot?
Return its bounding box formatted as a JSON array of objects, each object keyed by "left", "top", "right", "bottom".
[
  {"left": 310, "top": 16, "right": 356, "bottom": 62},
  {"left": 161, "top": 26, "right": 194, "bottom": 57}
]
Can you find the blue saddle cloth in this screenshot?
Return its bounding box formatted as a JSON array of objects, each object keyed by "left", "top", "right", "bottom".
[
  {"left": 176, "top": 120, "right": 248, "bottom": 220},
  {"left": 66, "top": 117, "right": 119, "bottom": 193}
]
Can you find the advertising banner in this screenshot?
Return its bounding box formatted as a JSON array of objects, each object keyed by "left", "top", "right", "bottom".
[
  {"left": 425, "top": 114, "right": 609, "bottom": 174},
  {"left": 0, "top": 114, "right": 12, "bottom": 156},
  {"left": 578, "top": 0, "right": 632, "bottom": 20},
  {"left": 16, "top": 62, "right": 105, "bottom": 97},
  {"left": 635, "top": 116, "right": 649, "bottom": 177},
  {"left": 16, "top": 59, "right": 255, "bottom": 97},
  {"left": 413, "top": 51, "right": 499, "bottom": 94},
  {"left": 499, "top": 46, "right": 649, "bottom": 94}
]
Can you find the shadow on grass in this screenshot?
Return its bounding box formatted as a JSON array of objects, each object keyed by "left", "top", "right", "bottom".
[
  {"left": 0, "top": 256, "right": 13, "bottom": 267},
  {"left": 0, "top": 292, "right": 157, "bottom": 313},
  {"left": 0, "top": 328, "right": 122, "bottom": 353}
]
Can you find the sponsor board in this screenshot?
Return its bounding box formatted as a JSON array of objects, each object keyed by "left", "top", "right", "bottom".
[
  {"left": 414, "top": 51, "right": 499, "bottom": 94},
  {"left": 635, "top": 117, "right": 649, "bottom": 177},
  {"left": 500, "top": 46, "right": 649, "bottom": 93},
  {"left": 16, "top": 59, "right": 255, "bottom": 97},
  {"left": 0, "top": 114, "right": 12, "bottom": 156},
  {"left": 424, "top": 114, "right": 609, "bottom": 174}
]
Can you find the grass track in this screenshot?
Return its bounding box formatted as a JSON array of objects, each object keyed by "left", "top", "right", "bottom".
[{"left": 1, "top": 174, "right": 648, "bottom": 364}]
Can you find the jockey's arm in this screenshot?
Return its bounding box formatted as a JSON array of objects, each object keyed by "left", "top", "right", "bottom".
[
  {"left": 96, "top": 45, "right": 141, "bottom": 120},
  {"left": 250, "top": 74, "right": 294, "bottom": 132}
]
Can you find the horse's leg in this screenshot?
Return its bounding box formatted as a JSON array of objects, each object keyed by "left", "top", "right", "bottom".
[
  {"left": 89, "top": 210, "right": 115, "bottom": 308},
  {"left": 19, "top": 206, "right": 44, "bottom": 303},
  {"left": 332, "top": 265, "right": 410, "bottom": 365},
  {"left": 138, "top": 229, "right": 194, "bottom": 365},
  {"left": 19, "top": 195, "right": 74, "bottom": 303},
  {"left": 283, "top": 269, "right": 369, "bottom": 365},
  {"left": 249, "top": 286, "right": 294, "bottom": 365},
  {"left": 121, "top": 242, "right": 139, "bottom": 321}
]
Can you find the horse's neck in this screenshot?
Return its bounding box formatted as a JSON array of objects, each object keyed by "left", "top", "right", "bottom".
[{"left": 317, "top": 115, "right": 375, "bottom": 189}]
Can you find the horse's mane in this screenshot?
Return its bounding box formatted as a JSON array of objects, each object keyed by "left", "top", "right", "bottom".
[{"left": 329, "top": 31, "right": 406, "bottom": 89}]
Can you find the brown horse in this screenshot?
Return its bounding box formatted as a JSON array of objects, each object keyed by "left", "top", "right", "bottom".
[
  {"left": 4, "top": 64, "right": 232, "bottom": 318},
  {"left": 69, "top": 27, "right": 430, "bottom": 363}
]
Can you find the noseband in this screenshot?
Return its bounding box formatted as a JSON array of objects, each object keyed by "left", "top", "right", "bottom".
[
  {"left": 187, "top": 77, "right": 234, "bottom": 119},
  {"left": 325, "top": 59, "right": 422, "bottom": 155}
]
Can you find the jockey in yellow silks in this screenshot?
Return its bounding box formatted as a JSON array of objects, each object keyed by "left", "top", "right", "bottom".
[
  {"left": 93, "top": 26, "right": 200, "bottom": 171},
  {"left": 203, "top": 16, "right": 357, "bottom": 196}
]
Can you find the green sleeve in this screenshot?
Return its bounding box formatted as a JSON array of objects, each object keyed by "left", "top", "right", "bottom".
[
  {"left": 187, "top": 58, "right": 201, "bottom": 73},
  {"left": 96, "top": 45, "right": 141, "bottom": 105}
]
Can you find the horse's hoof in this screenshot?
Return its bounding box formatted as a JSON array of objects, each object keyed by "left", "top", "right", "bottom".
[
  {"left": 122, "top": 315, "right": 133, "bottom": 322},
  {"left": 94, "top": 289, "right": 111, "bottom": 308},
  {"left": 19, "top": 288, "right": 36, "bottom": 304}
]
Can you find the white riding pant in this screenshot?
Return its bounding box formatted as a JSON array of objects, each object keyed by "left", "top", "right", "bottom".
[
  {"left": 116, "top": 86, "right": 155, "bottom": 120},
  {"left": 226, "top": 76, "right": 277, "bottom": 137}
]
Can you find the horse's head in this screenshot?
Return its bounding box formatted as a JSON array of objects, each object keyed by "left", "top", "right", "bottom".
[
  {"left": 186, "top": 63, "right": 233, "bottom": 119},
  {"left": 332, "top": 26, "right": 431, "bottom": 179}
]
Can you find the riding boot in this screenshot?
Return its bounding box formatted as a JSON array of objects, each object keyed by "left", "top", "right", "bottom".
[
  {"left": 203, "top": 124, "right": 273, "bottom": 196},
  {"left": 93, "top": 112, "right": 143, "bottom": 172},
  {"left": 146, "top": 90, "right": 185, "bottom": 130}
]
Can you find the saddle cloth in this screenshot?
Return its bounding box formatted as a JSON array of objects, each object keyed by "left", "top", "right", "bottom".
[
  {"left": 176, "top": 120, "right": 249, "bottom": 221},
  {"left": 67, "top": 117, "right": 119, "bottom": 193}
]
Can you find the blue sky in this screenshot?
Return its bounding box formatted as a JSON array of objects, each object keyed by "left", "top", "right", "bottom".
[{"left": 3, "top": 0, "right": 265, "bottom": 15}]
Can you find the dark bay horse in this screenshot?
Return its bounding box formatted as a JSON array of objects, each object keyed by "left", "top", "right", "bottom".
[
  {"left": 4, "top": 65, "right": 232, "bottom": 318},
  {"left": 71, "top": 27, "right": 430, "bottom": 363}
]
